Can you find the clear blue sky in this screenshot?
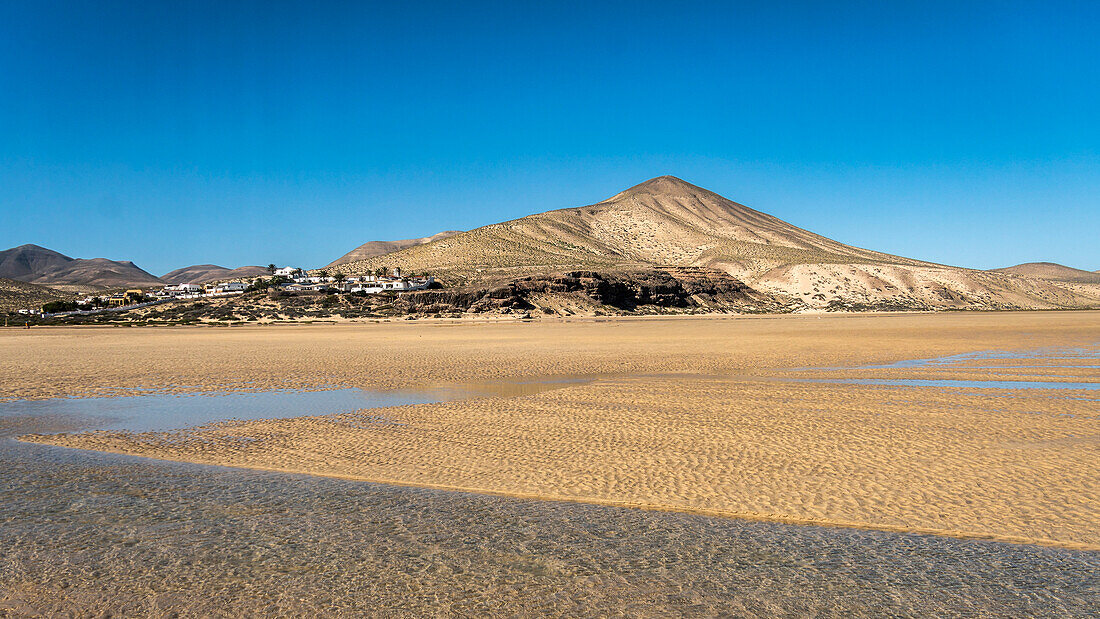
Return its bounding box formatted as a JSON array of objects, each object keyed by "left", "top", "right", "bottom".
[{"left": 2, "top": 1, "right": 1097, "bottom": 275}]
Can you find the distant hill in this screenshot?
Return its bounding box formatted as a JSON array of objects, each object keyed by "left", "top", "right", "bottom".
[
  {"left": 0, "top": 244, "right": 73, "bottom": 280},
  {"left": 325, "top": 231, "right": 462, "bottom": 269},
  {"left": 330, "top": 176, "right": 1100, "bottom": 311},
  {"left": 990, "top": 262, "right": 1100, "bottom": 283},
  {"left": 162, "top": 264, "right": 269, "bottom": 285},
  {"left": 0, "top": 277, "right": 71, "bottom": 312},
  {"left": 0, "top": 244, "right": 163, "bottom": 292}
]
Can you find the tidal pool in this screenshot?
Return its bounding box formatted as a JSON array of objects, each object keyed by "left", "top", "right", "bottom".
[
  {"left": 789, "top": 377, "right": 1100, "bottom": 390},
  {"left": 2, "top": 350, "right": 1098, "bottom": 615},
  {"left": 0, "top": 378, "right": 596, "bottom": 434}
]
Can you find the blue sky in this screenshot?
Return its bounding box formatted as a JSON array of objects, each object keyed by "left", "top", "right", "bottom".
[{"left": 1, "top": 1, "right": 1097, "bottom": 274}]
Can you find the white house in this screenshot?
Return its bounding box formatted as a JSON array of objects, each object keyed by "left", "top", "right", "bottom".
[
  {"left": 210, "top": 281, "right": 247, "bottom": 293},
  {"left": 168, "top": 283, "right": 203, "bottom": 295},
  {"left": 275, "top": 267, "right": 303, "bottom": 278},
  {"left": 349, "top": 276, "right": 434, "bottom": 294}
]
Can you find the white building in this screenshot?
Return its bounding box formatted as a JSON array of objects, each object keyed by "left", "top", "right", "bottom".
[
  {"left": 275, "top": 267, "right": 303, "bottom": 278},
  {"left": 349, "top": 276, "right": 434, "bottom": 294},
  {"left": 210, "top": 281, "right": 247, "bottom": 293}
]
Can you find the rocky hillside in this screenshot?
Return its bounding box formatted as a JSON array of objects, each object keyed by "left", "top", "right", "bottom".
[
  {"left": 327, "top": 177, "right": 1100, "bottom": 312},
  {"left": 0, "top": 277, "right": 71, "bottom": 312}
]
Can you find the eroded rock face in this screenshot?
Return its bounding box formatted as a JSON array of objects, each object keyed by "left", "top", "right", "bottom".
[
  {"left": 399, "top": 268, "right": 784, "bottom": 315},
  {"left": 21, "top": 268, "right": 787, "bottom": 325}
]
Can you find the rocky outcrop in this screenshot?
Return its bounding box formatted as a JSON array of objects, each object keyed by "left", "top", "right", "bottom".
[{"left": 395, "top": 268, "right": 786, "bottom": 315}]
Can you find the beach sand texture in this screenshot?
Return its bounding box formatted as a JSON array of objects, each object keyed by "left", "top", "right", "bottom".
[{"left": 7, "top": 312, "right": 1100, "bottom": 549}]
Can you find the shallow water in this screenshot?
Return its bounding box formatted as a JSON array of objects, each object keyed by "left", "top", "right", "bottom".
[
  {"left": 0, "top": 378, "right": 596, "bottom": 434},
  {"left": 3, "top": 349, "right": 1099, "bottom": 615},
  {"left": 790, "top": 377, "right": 1100, "bottom": 390},
  {"left": 0, "top": 388, "right": 444, "bottom": 433},
  {"left": 791, "top": 344, "right": 1100, "bottom": 395},
  {"left": 2, "top": 435, "right": 1097, "bottom": 617},
  {"left": 861, "top": 346, "right": 1100, "bottom": 369}
]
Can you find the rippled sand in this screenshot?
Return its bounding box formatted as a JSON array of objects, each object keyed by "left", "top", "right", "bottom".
[
  {"left": 3, "top": 312, "right": 1098, "bottom": 402},
  {"left": 2, "top": 437, "right": 1097, "bottom": 617},
  {"left": 11, "top": 312, "right": 1100, "bottom": 551}
]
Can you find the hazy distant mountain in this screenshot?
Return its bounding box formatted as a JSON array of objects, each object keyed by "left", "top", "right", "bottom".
[
  {"left": 161, "top": 264, "right": 269, "bottom": 285},
  {"left": 325, "top": 231, "right": 462, "bottom": 269},
  {"left": 990, "top": 262, "right": 1100, "bottom": 283},
  {"left": 0, "top": 277, "right": 71, "bottom": 312},
  {"left": 0, "top": 244, "right": 163, "bottom": 292},
  {"left": 330, "top": 176, "right": 1100, "bottom": 311}
]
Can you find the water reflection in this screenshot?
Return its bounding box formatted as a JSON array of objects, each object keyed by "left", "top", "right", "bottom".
[
  {"left": 0, "top": 378, "right": 596, "bottom": 434},
  {"left": 2, "top": 435, "right": 1097, "bottom": 616},
  {"left": 789, "top": 377, "right": 1100, "bottom": 390},
  {"left": 3, "top": 349, "right": 1098, "bottom": 615}
]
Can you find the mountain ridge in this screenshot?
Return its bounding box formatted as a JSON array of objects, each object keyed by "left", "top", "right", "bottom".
[
  {"left": 0, "top": 244, "right": 163, "bottom": 292},
  {"left": 327, "top": 176, "right": 1100, "bottom": 311},
  {"left": 325, "top": 231, "right": 463, "bottom": 269},
  {"left": 161, "top": 264, "right": 269, "bottom": 285},
  {"left": 990, "top": 262, "right": 1100, "bottom": 283}
]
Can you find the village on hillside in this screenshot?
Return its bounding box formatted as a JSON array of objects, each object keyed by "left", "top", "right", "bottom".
[
  {"left": 161, "top": 266, "right": 434, "bottom": 298},
  {"left": 22, "top": 266, "right": 435, "bottom": 317}
]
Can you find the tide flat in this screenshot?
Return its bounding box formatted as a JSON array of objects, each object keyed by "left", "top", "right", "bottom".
[{"left": 2, "top": 311, "right": 1099, "bottom": 614}]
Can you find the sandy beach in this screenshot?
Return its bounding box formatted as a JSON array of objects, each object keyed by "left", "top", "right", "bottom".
[{"left": 7, "top": 311, "right": 1100, "bottom": 549}]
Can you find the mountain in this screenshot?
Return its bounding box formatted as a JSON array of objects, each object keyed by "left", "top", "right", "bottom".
[
  {"left": 0, "top": 244, "right": 163, "bottom": 292},
  {"left": 325, "top": 231, "right": 463, "bottom": 269},
  {"left": 162, "top": 264, "right": 269, "bottom": 285},
  {"left": 0, "top": 277, "right": 72, "bottom": 312},
  {"left": 329, "top": 176, "right": 1100, "bottom": 311},
  {"left": 0, "top": 244, "right": 74, "bottom": 281},
  {"left": 990, "top": 262, "right": 1100, "bottom": 283},
  {"left": 330, "top": 176, "right": 921, "bottom": 279}
]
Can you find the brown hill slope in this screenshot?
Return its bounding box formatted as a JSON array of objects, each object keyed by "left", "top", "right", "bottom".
[
  {"left": 332, "top": 176, "right": 1100, "bottom": 311},
  {"left": 333, "top": 177, "right": 920, "bottom": 281},
  {"left": 162, "top": 264, "right": 269, "bottom": 285},
  {"left": 325, "top": 231, "right": 462, "bottom": 269},
  {"left": 0, "top": 277, "right": 72, "bottom": 312},
  {"left": 31, "top": 258, "right": 163, "bottom": 291},
  {"left": 0, "top": 244, "right": 74, "bottom": 280},
  {"left": 0, "top": 244, "right": 163, "bottom": 292},
  {"left": 990, "top": 262, "right": 1100, "bottom": 283}
]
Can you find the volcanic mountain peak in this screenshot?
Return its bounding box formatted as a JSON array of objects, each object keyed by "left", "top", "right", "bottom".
[
  {"left": 327, "top": 175, "right": 920, "bottom": 283},
  {"left": 599, "top": 175, "right": 710, "bottom": 202},
  {"left": 0, "top": 244, "right": 163, "bottom": 291},
  {"left": 321, "top": 175, "right": 1100, "bottom": 311},
  {"left": 0, "top": 244, "right": 75, "bottom": 280}
]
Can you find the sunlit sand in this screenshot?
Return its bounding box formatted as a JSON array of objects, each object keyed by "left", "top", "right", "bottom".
[{"left": 9, "top": 311, "right": 1100, "bottom": 550}]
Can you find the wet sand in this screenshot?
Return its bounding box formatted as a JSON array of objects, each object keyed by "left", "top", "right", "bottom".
[
  {"left": 3, "top": 312, "right": 1098, "bottom": 401},
  {"left": 9, "top": 312, "right": 1100, "bottom": 551},
  {"left": 5, "top": 435, "right": 1097, "bottom": 617}
]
